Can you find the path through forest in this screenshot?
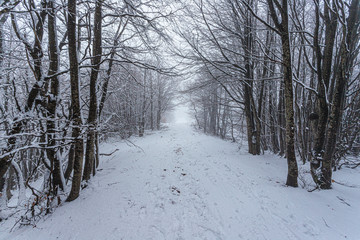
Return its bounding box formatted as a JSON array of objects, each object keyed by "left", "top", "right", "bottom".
[{"left": 1, "top": 104, "right": 360, "bottom": 240}]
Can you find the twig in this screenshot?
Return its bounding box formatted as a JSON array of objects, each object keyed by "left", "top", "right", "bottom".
[
  {"left": 351, "top": 163, "right": 360, "bottom": 169},
  {"left": 125, "top": 139, "right": 145, "bottom": 154},
  {"left": 307, "top": 185, "right": 319, "bottom": 192},
  {"left": 99, "top": 148, "right": 119, "bottom": 156},
  {"left": 107, "top": 181, "right": 121, "bottom": 186},
  {"left": 336, "top": 196, "right": 351, "bottom": 206},
  {"left": 333, "top": 180, "right": 359, "bottom": 188},
  {"left": 322, "top": 218, "right": 331, "bottom": 228}
]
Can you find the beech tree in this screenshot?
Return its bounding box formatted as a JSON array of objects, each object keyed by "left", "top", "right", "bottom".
[
  {"left": 265, "top": 0, "right": 298, "bottom": 186},
  {"left": 83, "top": 0, "right": 103, "bottom": 181},
  {"left": 321, "top": 0, "right": 360, "bottom": 188},
  {"left": 66, "top": 0, "right": 84, "bottom": 202}
]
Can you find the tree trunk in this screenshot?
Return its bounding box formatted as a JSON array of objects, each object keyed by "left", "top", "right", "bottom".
[
  {"left": 150, "top": 78, "right": 154, "bottom": 131},
  {"left": 46, "top": 0, "right": 64, "bottom": 194},
  {"left": 66, "top": 0, "right": 84, "bottom": 202},
  {"left": 83, "top": 0, "right": 103, "bottom": 181},
  {"left": 267, "top": 0, "right": 298, "bottom": 187},
  {"left": 278, "top": 81, "right": 286, "bottom": 156},
  {"left": 242, "top": 5, "right": 261, "bottom": 155},
  {"left": 311, "top": 0, "right": 338, "bottom": 184},
  {"left": 281, "top": 31, "right": 298, "bottom": 187},
  {"left": 321, "top": 0, "right": 360, "bottom": 189},
  {"left": 157, "top": 84, "right": 162, "bottom": 130}
]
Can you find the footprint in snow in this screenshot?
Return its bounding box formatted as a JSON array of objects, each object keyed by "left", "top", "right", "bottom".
[
  {"left": 139, "top": 206, "right": 147, "bottom": 220},
  {"left": 174, "top": 147, "right": 184, "bottom": 155},
  {"left": 171, "top": 186, "right": 181, "bottom": 195},
  {"left": 224, "top": 164, "right": 231, "bottom": 172}
]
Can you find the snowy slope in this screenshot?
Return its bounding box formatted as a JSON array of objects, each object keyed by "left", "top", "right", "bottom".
[{"left": 1, "top": 104, "right": 359, "bottom": 240}]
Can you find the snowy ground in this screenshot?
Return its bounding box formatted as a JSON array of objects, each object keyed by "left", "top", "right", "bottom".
[{"left": 1, "top": 104, "right": 360, "bottom": 240}]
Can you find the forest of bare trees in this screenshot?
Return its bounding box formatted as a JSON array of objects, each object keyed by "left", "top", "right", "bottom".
[
  {"left": 0, "top": 0, "right": 359, "bottom": 227},
  {"left": 0, "top": 0, "right": 177, "bottom": 222},
  {"left": 178, "top": 0, "right": 360, "bottom": 188}
]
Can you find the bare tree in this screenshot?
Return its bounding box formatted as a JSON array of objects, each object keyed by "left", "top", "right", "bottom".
[{"left": 321, "top": 0, "right": 360, "bottom": 189}]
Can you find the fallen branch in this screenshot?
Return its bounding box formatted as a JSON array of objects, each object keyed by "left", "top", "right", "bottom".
[
  {"left": 107, "top": 181, "right": 121, "bottom": 186},
  {"left": 333, "top": 180, "right": 359, "bottom": 188},
  {"left": 336, "top": 196, "right": 351, "bottom": 206},
  {"left": 99, "top": 149, "right": 119, "bottom": 156}
]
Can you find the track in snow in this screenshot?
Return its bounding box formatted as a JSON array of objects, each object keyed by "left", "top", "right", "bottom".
[{"left": 1, "top": 104, "right": 359, "bottom": 240}]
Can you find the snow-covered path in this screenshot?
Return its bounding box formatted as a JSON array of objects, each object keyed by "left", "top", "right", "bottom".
[{"left": 1, "top": 105, "right": 360, "bottom": 240}]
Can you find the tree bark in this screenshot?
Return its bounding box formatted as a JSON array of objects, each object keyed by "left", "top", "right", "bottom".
[
  {"left": 311, "top": 0, "right": 338, "bottom": 184},
  {"left": 242, "top": 6, "right": 261, "bottom": 155},
  {"left": 47, "top": 0, "right": 64, "bottom": 193},
  {"left": 321, "top": 0, "right": 360, "bottom": 189},
  {"left": 66, "top": 0, "right": 84, "bottom": 202},
  {"left": 267, "top": 0, "right": 298, "bottom": 187},
  {"left": 83, "top": 0, "right": 103, "bottom": 181}
]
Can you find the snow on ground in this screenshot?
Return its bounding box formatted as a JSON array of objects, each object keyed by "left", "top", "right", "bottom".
[{"left": 1, "top": 104, "right": 360, "bottom": 240}]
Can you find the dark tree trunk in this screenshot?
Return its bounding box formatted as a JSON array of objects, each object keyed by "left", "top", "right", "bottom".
[
  {"left": 311, "top": 0, "right": 338, "bottom": 184},
  {"left": 99, "top": 50, "right": 115, "bottom": 118},
  {"left": 0, "top": 15, "right": 8, "bottom": 200},
  {"left": 64, "top": 145, "right": 75, "bottom": 182},
  {"left": 84, "top": 0, "right": 103, "bottom": 181},
  {"left": 242, "top": 8, "right": 261, "bottom": 155},
  {"left": 47, "top": 0, "right": 64, "bottom": 193},
  {"left": 321, "top": 0, "right": 360, "bottom": 189},
  {"left": 66, "top": 0, "right": 84, "bottom": 202},
  {"left": 281, "top": 31, "right": 298, "bottom": 187},
  {"left": 267, "top": 0, "right": 298, "bottom": 187}
]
